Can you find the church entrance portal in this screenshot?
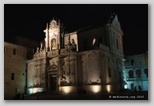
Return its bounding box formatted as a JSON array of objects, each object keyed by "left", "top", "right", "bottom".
[
  {"left": 50, "top": 75, "right": 57, "bottom": 91},
  {"left": 47, "top": 64, "right": 58, "bottom": 91}
]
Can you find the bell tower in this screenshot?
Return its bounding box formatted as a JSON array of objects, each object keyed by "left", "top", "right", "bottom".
[{"left": 44, "top": 19, "right": 61, "bottom": 51}]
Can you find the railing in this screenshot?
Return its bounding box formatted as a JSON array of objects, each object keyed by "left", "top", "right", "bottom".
[
  {"left": 125, "top": 65, "right": 148, "bottom": 69},
  {"left": 126, "top": 78, "right": 136, "bottom": 81},
  {"left": 126, "top": 77, "right": 148, "bottom": 81}
]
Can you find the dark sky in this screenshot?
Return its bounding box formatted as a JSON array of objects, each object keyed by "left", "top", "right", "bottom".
[{"left": 4, "top": 4, "right": 148, "bottom": 56}]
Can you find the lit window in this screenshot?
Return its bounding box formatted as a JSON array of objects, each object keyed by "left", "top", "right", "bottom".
[{"left": 92, "top": 38, "right": 96, "bottom": 45}]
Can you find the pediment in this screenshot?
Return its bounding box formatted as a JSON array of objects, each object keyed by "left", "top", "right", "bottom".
[{"left": 47, "top": 64, "right": 58, "bottom": 72}]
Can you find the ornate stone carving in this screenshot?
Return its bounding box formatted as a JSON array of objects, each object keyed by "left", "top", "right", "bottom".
[
  {"left": 47, "top": 50, "right": 58, "bottom": 57},
  {"left": 49, "top": 19, "right": 58, "bottom": 29}
]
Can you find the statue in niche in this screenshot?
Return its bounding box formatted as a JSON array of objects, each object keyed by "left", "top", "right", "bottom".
[
  {"left": 40, "top": 42, "right": 43, "bottom": 50},
  {"left": 60, "top": 64, "right": 68, "bottom": 85},
  {"left": 66, "top": 44, "right": 71, "bottom": 53},
  {"left": 36, "top": 47, "right": 39, "bottom": 53},
  {"left": 61, "top": 64, "right": 66, "bottom": 77},
  {"left": 71, "top": 39, "right": 76, "bottom": 51},
  {"left": 40, "top": 41, "right": 45, "bottom": 51},
  {"left": 51, "top": 38, "right": 57, "bottom": 50},
  {"left": 34, "top": 77, "right": 40, "bottom": 86},
  {"left": 65, "top": 36, "right": 72, "bottom": 52},
  {"left": 34, "top": 77, "right": 37, "bottom": 85}
]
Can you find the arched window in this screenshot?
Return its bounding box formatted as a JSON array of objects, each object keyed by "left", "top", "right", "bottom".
[
  {"left": 136, "top": 69, "right": 142, "bottom": 78},
  {"left": 128, "top": 70, "right": 134, "bottom": 78},
  {"left": 144, "top": 68, "right": 148, "bottom": 78}
]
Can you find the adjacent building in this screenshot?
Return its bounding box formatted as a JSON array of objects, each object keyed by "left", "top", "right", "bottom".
[
  {"left": 123, "top": 52, "right": 148, "bottom": 91},
  {"left": 26, "top": 14, "right": 124, "bottom": 94},
  {"left": 4, "top": 37, "right": 38, "bottom": 99},
  {"left": 4, "top": 42, "right": 27, "bottom": 99}
]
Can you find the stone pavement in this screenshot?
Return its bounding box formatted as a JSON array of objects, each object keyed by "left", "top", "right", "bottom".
[{"left": 23, "top": 91, "right": 148, "bottom": 100}]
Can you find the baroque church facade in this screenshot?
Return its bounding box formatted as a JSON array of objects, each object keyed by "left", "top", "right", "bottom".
[{"left": 27, "top": 14, "right": 124, "bottom": 94}]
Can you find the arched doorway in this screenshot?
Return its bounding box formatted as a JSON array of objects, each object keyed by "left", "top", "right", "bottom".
[
  {"left": 128, "top": 70, "right": 134, "bottom": 78},
  {"left": 47, "top": 64, "right": 58, "bottom": 91}
]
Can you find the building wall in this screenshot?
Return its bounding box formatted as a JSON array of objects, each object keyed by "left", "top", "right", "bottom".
[
  {"left": 4, "top": 42, "right": 27, "bottom": 99},
  {"left": 123, "top": 52, "right": 148, "bottom": 91}
]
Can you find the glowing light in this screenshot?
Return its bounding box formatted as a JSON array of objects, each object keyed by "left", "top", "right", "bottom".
[
  {"left": 28, "top": 88, "right": 33, "bottom": 94},
  {"left": 33, "top": 88, "right": 38, "bottom": 94},
  {"left": 92, "top": 38, "right": 96, "bottom": 45},
  {"left": 61, "top": 86, "right": 72, "bottom": 94},
  {"left": 90, "top": 85, "right": 101, "bottom": 93},
  {"left": 124, "top": 85, "right": 127, "bottom": 89},
  {"left": 107, "top": 85, "right": 111, "bottom": 93},
  {"left": 28, "top": 88, "right": 43, "bottom": 95}
]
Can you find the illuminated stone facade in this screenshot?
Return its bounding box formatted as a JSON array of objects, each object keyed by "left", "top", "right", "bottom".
[
  {"left": 123, "top": 52, "right": 148, "bottom": 91},
  {"left": 4, "top": 42, "right": 27, "bottom": 99},
  {"left": 27, "top": 14, "right": 124, "bottom": 94}
]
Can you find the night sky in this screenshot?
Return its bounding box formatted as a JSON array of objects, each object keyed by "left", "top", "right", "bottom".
[{"left": 4, "top": 4, "right": 148, "bottom": 56}]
